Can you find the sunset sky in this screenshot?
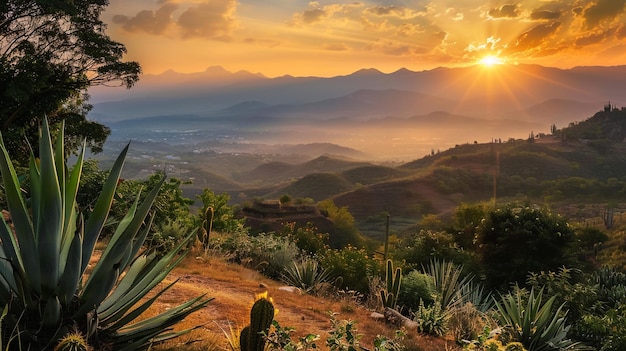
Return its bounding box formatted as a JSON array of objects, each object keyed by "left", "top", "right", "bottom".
[{"left": 104, "top": 0, "right": 626, "bottom": 77}]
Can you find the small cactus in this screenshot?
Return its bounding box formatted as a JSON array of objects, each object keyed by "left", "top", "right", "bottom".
[
  {"left": 241, "top": 293, "right": 275, "bottom": 351},
  {"left": 380, "top": 260, "right": 402, "bottom": 309},
  {"left": 504, "top": 342, "right": 527, "bottom": 351},
  {"left": 53, "top": 331, "right": 89, "bottom": 351}
]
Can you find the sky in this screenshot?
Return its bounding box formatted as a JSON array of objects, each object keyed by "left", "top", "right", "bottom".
[{"left": 103, "top": 0, "right": 626, "bottom": 77}]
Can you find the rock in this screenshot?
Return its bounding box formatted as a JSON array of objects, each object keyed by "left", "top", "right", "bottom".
[
  {"left": 370, "top": 312, "right": 385, "bottom": 320},
  {"left": 278, "top": 286, "right": 302, "bottom": 294},
  {"left": 383, "top": 307, "right": 418, "bottom": 329}
]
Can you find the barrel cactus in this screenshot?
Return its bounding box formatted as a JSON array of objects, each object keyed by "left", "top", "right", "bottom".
[{"left": 240, "top": 293, "right": 276, "bottom": 351}]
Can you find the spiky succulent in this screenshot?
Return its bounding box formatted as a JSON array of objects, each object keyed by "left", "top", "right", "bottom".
[{"left": 0, "top": 119, "right": 211, "bottom": 350}]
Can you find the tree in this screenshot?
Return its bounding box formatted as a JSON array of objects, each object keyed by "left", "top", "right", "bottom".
[
  {"left": 0, "top": 1, "right": 140, "bottom": 162},
  {"left": 196, "top": 189, "right": 244, "bottom": 234},
  {"left": 477, "top": 205, "right": 577, "bottom": 290}
]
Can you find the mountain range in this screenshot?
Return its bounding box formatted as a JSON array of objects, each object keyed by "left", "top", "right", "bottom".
[{"left": 89, "top": 64, "right": 626, "bottom": 160}]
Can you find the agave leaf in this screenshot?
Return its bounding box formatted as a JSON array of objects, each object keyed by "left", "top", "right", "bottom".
[
  {"left": 99, "top": 233, "right": 195, "bottom": 321},
  {"left": 0, "top": 134, "right": 39, "bottom": 293},
  {"left": 81, "top": 143, "right": 129, "bottom": 274},
  {"left": 37, "top": 120, "right": 63, "bottom": 297},
  {"left": 58, "top": 219, "right": 84, "bottom": 306},
  {"left": 59, "top": 142, "right": 85, "bottom": 272},
  {"left": 105, "top": 279, "right": 180, "bottom": 332},
  {"left": 115, "top": 294, "right": 210, "bottom": 343},
  {"left": 75, "top": 267, "right": 120, "bottom": 317}
]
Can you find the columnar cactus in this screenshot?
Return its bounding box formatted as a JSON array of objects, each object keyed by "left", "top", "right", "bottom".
[
  {"left": 380, "top": 259, "right": 402, "bottom": 309},
  {"left": 241, "top": 293, "right": 275, "bottom": 351}
]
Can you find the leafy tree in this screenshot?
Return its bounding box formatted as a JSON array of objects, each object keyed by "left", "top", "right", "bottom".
[
  {"left": 318, "top": 199, "right": 364, "bottom": 248},
  {"left": 477, "top": 205, "right": 577, "bottom": 290},
  {"left": 0, "top": 0, "right": 140, "bottom": 162}
]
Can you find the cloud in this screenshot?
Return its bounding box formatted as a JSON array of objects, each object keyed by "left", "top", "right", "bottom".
[
  {"left": 178, "top": 0, "right": 238, "bottom": 39},
  {"left": 507, "top": 21, "right": 562, "bottom": 53},
  {"left": 113, "top": 0, "right": 237, "bottom": 40},
  {"left": 112, "top": 3, "right": 178, "bottom": 34},
  {"left": 488, "top": 4, "right": 520, "bottom": 19},
  {"left": 323, "top": 43, "right": 349, "bottom": 51},
  {"left": 364, "top": 5, "right": 424, "bottom": 19},
  {"left": 576, "top": 31, "right": 609, "bottom": 46},
  {"left": 301, "top": 8, "right": 328, "bottom": 24},
  {"left": 289, "top": 3, "right": 363, "bottom": 26},
  {"left": 583, "top": 0, "right": 626, "bottom": 29},
  {"left": 618, "top": 25, "right": 626, "bottom": 39},
  {"left": 530, "top": 10, "right": 560, "bottom": 20}
]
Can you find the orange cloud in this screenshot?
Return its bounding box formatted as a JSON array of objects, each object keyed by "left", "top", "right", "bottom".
[
  {"left": 583, "top": 0, "right": 626, "bottom": 29},
  {"left": 488, "top": 4, "right": 520, "bottom": 19},
  {"left": 530, "top": 10, "right": 560, "bottom": 21},
  {"left": 506, "top": 21, "right": 562, "bottom": 54},
  {"left": 112, "top": 3, "right": 178, "bottom": 34},
  {"left": 112, "top": 0, "right": 237, "bottom": 40}
]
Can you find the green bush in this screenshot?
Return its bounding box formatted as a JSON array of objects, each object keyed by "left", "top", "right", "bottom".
[
  {"left": 477, "top": 205, "right": 578, "bottom": 290},
  {"left": 397, "top": 270, "right": 436, "bottom": 311},
  {"left": 320, "top": 246, "right": 381, "bottom": 294}
]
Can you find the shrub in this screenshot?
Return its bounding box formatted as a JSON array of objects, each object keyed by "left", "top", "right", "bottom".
[
  {"left": 414, "top": 300, "right": 448, "bottom": 337},
  {"left": 477, "top": 205, "right": 578, "bottom": 290},
  {"left": 320, "top": 246, "right": 381, "bottom": 294},
  {"left": 397, "top": 270, "right": 436, "bottom": 311}
]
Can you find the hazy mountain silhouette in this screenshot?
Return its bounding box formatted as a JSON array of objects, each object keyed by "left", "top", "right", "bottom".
[{"left": 89, "top": 64, "right": 626, "bottom": 159}]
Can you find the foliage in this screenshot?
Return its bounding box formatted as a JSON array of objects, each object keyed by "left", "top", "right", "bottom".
[
  {"left": 477, "top": 205, "right": 578, "bottom": 290},
  {"left": 281, "top": 257, "right": 332, "bottom": 295},
  {"left": 326, "top": 314, "right": 362, "bottom": 351},
  {"left": 380, "top": 260, "right": 402, "bottom": 309},
  {"left": 264, "top": 314, "right": 404, "bottom": 351},
  {"left": 149, "top": 218, "right": 195, "bottom": 256},
  {"left": 394, "top": 230, "right": 477, "bottom": 272},
  {"left": 493, "top": 287, "right": 582, "bottom": 351},
  {"left": 222, "top": 231, "right": 301, "bottom": 279},
  {"left": 196, "top": 189, "right": 244, "bottom": 234},
  {"left": 0, "top": 119, "right": 210, "bottom": 350},
  {"left": 414, "top": 300, "right": 449, "bottom": 337},
  {"left": 280, "top": 222, "right": 329, "bottom": 255},
  {"left": 0, "top": 0, "right": 140, "bottom": 162},
  {"left": 424, "top": 260, "right": 471, "bottom": 311},
  {"left": 265, "top": 320, "right": 320, "bottom": 351},
  {"left": 397, "top": 270, "right": 436, "bottom": 311},
  {"left": 320, "top": 246, "right": 381, "bottom": 294},
  {"left": 463, "top": 327, "right": 527, "bottom": 351},
  {"left": 318, "top": 200, "right": 365, "bottom": 248}
]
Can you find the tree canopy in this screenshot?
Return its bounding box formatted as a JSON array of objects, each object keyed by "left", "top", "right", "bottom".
[{"left": 0, "top": 0, "right": 140, "bottom": 162}]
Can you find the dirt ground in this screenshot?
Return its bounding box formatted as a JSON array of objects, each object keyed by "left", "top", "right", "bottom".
[{"left": 137, "top": 248, "right": 461, "bottom": 351}]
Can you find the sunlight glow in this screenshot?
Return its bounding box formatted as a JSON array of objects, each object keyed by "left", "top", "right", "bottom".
[{"left": 479, "top": 55, "right": 504, "bottom": 67}]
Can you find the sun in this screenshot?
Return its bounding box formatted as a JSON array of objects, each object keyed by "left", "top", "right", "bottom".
[{"left": 479, "top": 55, "right": 504, "bottom": 67}]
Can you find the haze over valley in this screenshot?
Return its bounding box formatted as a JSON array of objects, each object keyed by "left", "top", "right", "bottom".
[{"left": 90, "top": 64, "right": 626, "bottom": 160}]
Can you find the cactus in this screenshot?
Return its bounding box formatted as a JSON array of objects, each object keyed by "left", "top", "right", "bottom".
[
  {"left": 380, "top": 259, "right": 402, "bottom": 309},
  {"left": 53, "top": 331, "right": 89, "bottom": 351},
  {"left": 503, "top": 342, "right": 526, "bottom": 351},
  {"left": 241, "top": 293, "right": 275, "bottom": 351}
]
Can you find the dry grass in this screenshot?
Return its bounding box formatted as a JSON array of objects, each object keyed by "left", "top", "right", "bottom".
[{"left": 113, "top": 244, "right": 461, "bottom": 351}]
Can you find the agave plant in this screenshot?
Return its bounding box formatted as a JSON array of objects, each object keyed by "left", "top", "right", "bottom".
[
  {"left": 0, "top": 119, "right": 211, "bottom": 350},
  {"left": 493, "top": 287, "right": 584, "bottom": 351},
  {"left": 281, "top": 257, "right": 332, "bottom": 294}
]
